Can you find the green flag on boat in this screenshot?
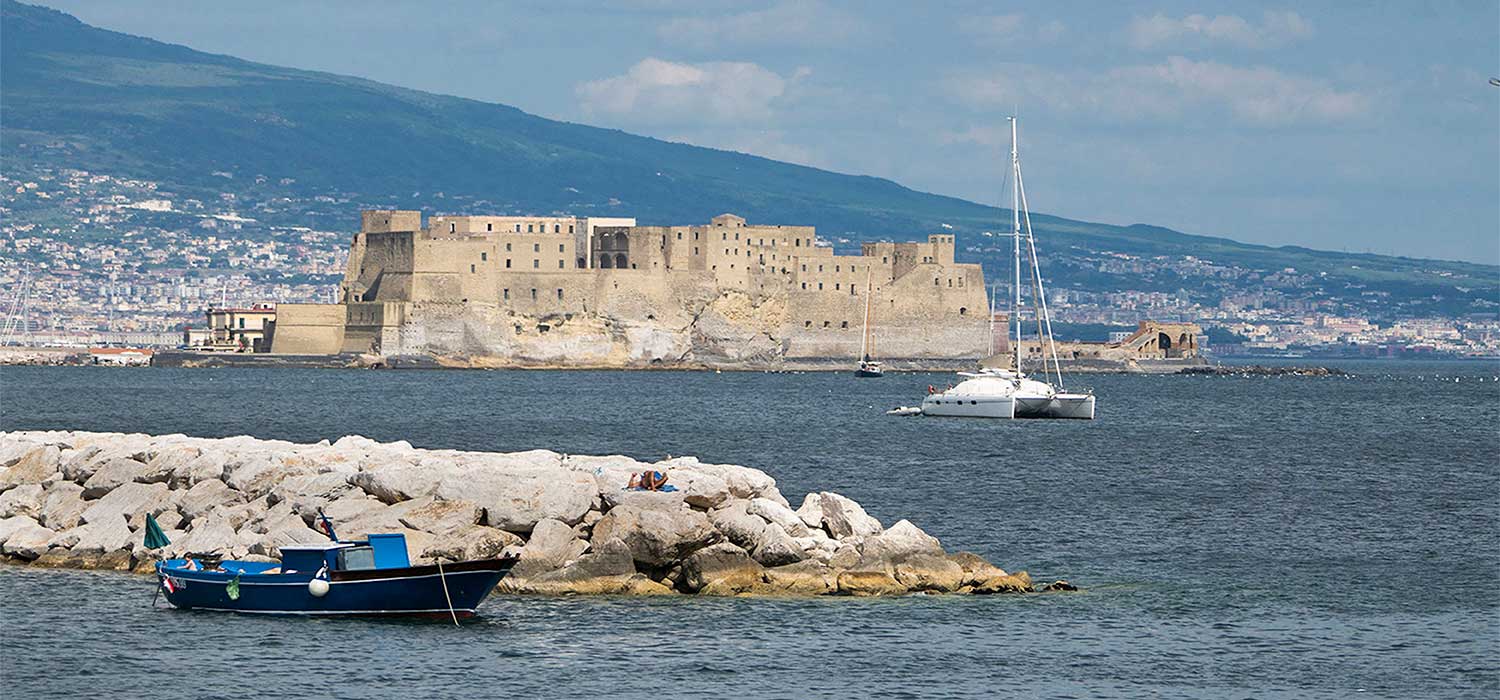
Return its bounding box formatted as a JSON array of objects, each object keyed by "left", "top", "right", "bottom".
[
  {"left": 143, "top": 513, "right": 171, "bottom": 549},
  {"left": 226, "top": 573, "right": 241, "bottom": 601}
]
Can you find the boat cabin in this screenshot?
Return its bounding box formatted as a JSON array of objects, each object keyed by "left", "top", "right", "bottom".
[{"left": 280, "top": 533, "right": 411, "bottom": 573}]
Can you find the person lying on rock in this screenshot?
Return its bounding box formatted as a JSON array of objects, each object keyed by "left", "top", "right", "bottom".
[{"left": 627, "top": 470, "right": 670, "bottom": 491}]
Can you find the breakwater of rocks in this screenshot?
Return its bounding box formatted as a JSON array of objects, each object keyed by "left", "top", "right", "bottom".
[{"left": 0, "top": 431, "right": 1054, "bottom": 596}]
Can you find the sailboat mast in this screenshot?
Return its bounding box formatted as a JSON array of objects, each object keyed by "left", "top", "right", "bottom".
[
  {"left": 1010, "top": 116, "right": 1022, "bottom": 374},
  {"left": 860, "top": 269, "right": 872, "bottom": 361}
]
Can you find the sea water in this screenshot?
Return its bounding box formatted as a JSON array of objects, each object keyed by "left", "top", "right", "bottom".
[{"left": 1, "top": 361, "right": 1496, "bottom": 699}]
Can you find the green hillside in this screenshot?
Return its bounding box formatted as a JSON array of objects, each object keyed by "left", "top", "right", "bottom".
[{"left": 2, "top": 0, "right": 1494, "bottom": 318}]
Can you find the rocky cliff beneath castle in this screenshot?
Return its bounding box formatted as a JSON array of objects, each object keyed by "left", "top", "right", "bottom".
[{"left": 0, "top": 431, "right": 1057, "bottom": 596}]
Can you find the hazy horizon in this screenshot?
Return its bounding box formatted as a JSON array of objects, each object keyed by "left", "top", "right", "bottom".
[{"left": 28, "top": 0, "right": 1500, "bottom": 264}]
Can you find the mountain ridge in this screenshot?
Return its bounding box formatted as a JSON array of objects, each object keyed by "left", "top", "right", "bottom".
[{"left": 2, "top": 0, "right": 1494, "bottom": 320}]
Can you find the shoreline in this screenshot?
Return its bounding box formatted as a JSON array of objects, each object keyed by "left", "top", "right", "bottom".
[{"left": 0, "top": 430, "right": 1066, "bottom": 597}]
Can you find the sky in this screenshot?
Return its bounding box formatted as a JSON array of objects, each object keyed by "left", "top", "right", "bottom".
[{"left": 33, "top": 0, "right": 1500, "bottom": 264}]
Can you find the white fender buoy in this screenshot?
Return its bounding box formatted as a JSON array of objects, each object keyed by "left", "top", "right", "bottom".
[{"left": 308, "top": 578, "right": 329, "bottom": 597}]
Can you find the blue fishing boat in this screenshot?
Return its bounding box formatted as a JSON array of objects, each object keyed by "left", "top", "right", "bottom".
[{"left": 155, "top": 532, "right": 516, "bottom": 618}]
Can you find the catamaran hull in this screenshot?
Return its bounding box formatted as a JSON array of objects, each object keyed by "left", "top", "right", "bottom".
[
  {"left": 156, "top": 559, "right": 513, "bottom": 617},
  {"left": 920, "top": 395, "right": 1015, "bottom": 418},
  {"left": 1014, "top": 394, "right": 1096, "bottom": 420}
]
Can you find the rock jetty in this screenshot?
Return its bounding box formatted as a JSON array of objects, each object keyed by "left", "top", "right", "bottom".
[{"left": 0, "top": 431, "right": 1041, "bottom": 596}]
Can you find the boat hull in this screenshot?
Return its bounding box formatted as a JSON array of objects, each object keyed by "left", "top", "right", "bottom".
[
  {"left": 854, "top": 369, "right": 884, "bottom": 378},
  {"left": 920, "top": 394, "right": 1015, "bottom": 418},
  {"left": 1014, "top": 393, "right": 1096, "bottom": 420},
  {"left": 157, "top": 558, "right": 515, "bottom": 617}
]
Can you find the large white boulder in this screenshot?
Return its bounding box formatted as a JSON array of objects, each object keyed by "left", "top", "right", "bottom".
[
  {"left": 1, "top": 520, "right": 57, "bottom": 560},
  {"left": 439, "top": 468, "right": 596, "bottom": 533},
  {"left": 591, "top": 504, "right": 717, "bottom": 568},
  {"left": 177, "top": 479, "right": 244, "bottom": 523},
  {"left": 805, "top": 491, "right": 883, "bottom": 539},
  {"left": 747, "top": 497, "right": 810, "bottom": 537},
  {"left": 0, "top": 445, "right": 61, "bottom": 493},
  {"left": 80, "top": 457, "right": 149, "bottom": 499},
  {"left": 397, "top": 499, "right": 483, "bottom": 535},
  {"left": 0, "top": 483, "right": 45, "bottom": 519},
  {"left": 80, "top": 482, "right": 173, "bottom": 529},
  {"left": 749, "top": 520, "right": 808, "bottom": 567},
  {"left": 38, "top": 482, "right": 87, "bottom": 530},
  {"left": 350, "top": 465, "right": 440, "bottom": 505},
  {"left": 69, "top": 515, "right": 136, "bottom": 554},
  {"left": 510, "top": 518, "right": 590, "bottom": 579},
  {"left": 0, "top": 514, "right": 44, "bottom": 548},
  {"left": 708, "top": 500, "right": 769, "bottom": 551}
]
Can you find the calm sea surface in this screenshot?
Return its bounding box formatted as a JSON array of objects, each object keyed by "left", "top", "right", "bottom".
[{"left": 1, "top": 360, "right": 1497, "bottom": 699}]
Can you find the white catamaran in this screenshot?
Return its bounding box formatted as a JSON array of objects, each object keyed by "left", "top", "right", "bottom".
[{"left": 920, "top": 117, "right": 1096, "bottom": 420}]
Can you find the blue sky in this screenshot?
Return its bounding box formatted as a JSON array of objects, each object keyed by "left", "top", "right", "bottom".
[{"left": 36, "top": 0, "right": 1500, "bottom": 264}]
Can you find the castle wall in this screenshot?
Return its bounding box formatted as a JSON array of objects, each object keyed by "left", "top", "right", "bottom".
[
  {"left": 266, "top": 303, "right": 346, "bottom": 355},
  {"left": 330, "top": 209, "right": 993, "bottom": 364}
]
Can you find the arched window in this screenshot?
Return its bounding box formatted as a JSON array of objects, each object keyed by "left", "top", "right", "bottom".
[
  {"left": 615, "top": 253, "right": 628, "bottom": 269},
  {"left": 600, "top": 256, "right": 613, "bottom": 269}
]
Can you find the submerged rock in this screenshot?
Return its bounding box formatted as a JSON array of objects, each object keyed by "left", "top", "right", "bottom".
[{"left": 0, "top": 430, "right": 1041, "bottom": 598}]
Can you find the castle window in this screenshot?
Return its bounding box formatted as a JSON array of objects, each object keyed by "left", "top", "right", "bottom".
[
  {"left": 801, "top": 264, "right": 806, "bottom": 272},
  {"left": 823, "top": 321, "right": 830, "bottom": 328},
  {"left": 850, "top": 287, "right": 855, "bottom": 295},
  {"left": 569, "top": 225, "right": 575, "bottom": 233},
  {"left": 506, "top": 259, "right": 512, "bottom": 268},
  {"left": 503, "top": 289, "right": 509, "bottom": 299},
  {"left": 558, "top": 260, "right": 565, "bottom": 269},
  {"left": 882, "top": 257, "right": 888, "bottom": 263},
  {"left": 934, "top": 278, "right": 940, "bottom": 285},
  {"left": 694, "top": 232, "right": 700, "bottom": 240},
  {"left": 559, "top": 244, "right": 565, "bottom": 253},
  {"left": 722, "top": 233, "right": 727, "bottom": 241},
  {"left": 449, "top": 223, "right": 456, "bottom": 233},
  {"left": 805, "top": 321, "right": 812, "bottom": 328},
  {"left": 515, "top": 224, "right": 521, "bottom": 232},
  {"left": 818, "top": 265, "right": 823, "bottom": 272},
  {"left": 481, "top": 252, "right": 488, "bottom": 261},
  {"left": 841, "top": 321, "right": 849, "bottom": 328},
  {"left": 530, "top": 288, "right": 537, "bottom": 300},
  {"left": 795, "top": 239, "right": 801, "bottom": 247},
  {"left": 818, "top": 283, "right": 823, "bottom": 290},
  {"left": 557, "top": 289, "right": 564, "bottom": 300},
  {"left": 959, "top": 307, "right": 968, "bottom": 316},
  {"left": 693, "top": 247, "right": 698, "bottom": 255},
  {"left": 948, "top": 279, "right": 953, "bottom": 287},
  {"left": 534, "top": 243, "right": 540, "bottom": 253},
  {"left": 470, "top": 264, "right": 476, "bottom": 273},
  {"left": 734, "top": 233, "right": 739, "bottom": 241},
  {"left": 486, "top": 223, "right": 492, "bottom": 232},
  {"left": 533, "top": 260, "right": 539, "bottom": 268},
  {"left": 836, "top": 265, "right": 840, "bottom": 272},
  {"left": 554, "top": 224, "right": 560, "bottom": 233},
  {"left": 835, "top": 283, "right": 840, "bottom": 290},
  {"left": 528, "top": 224, "right": 534, "bottom": 233},
  {"left": 677, "top": 232, "right": 683, "bottom": 240}
]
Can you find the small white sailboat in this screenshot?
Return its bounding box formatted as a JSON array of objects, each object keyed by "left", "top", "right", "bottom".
[
  {"left": 921, "top": 117, "right": 1095, "bottom": 420},
  {"left": 855, "top": 270, "right": 883, "bottom": 377}
]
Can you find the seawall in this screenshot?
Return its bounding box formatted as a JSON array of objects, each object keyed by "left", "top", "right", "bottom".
[{"left": 0, "top": 431, "right": 1054, "bottom": 596}]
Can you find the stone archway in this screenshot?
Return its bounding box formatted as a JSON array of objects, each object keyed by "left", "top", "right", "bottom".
[
  {"left": 615, "top": 253, "right": 628, "bottom": 269},
  {"left": 599, "top": 256, "right": 613, "bottom": 269}
]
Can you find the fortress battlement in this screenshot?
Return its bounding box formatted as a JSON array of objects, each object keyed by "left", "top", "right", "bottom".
[{"left": 270, "top": 210, "right": 992, "bottom": 366}]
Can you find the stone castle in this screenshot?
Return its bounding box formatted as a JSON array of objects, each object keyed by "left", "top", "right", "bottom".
[{"left": 268, "top": 210, "right": 991, "bottom": 366}]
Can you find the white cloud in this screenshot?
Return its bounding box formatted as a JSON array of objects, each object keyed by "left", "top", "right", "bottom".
[
  {"left": 960, "top": 13, "right": 1065, "bottom": 42},
  {"left": 1126, "top": 10, "right": 1312, "bottom": 51},
  {"left": 658, "top": 1, "right": 866, "bottom": 50},
  {"left": 577, "top": 58, "right": 808, "bottom": 124},
  {"left": 946, "top": 56, "right": 1370, "bottom": 126}
]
